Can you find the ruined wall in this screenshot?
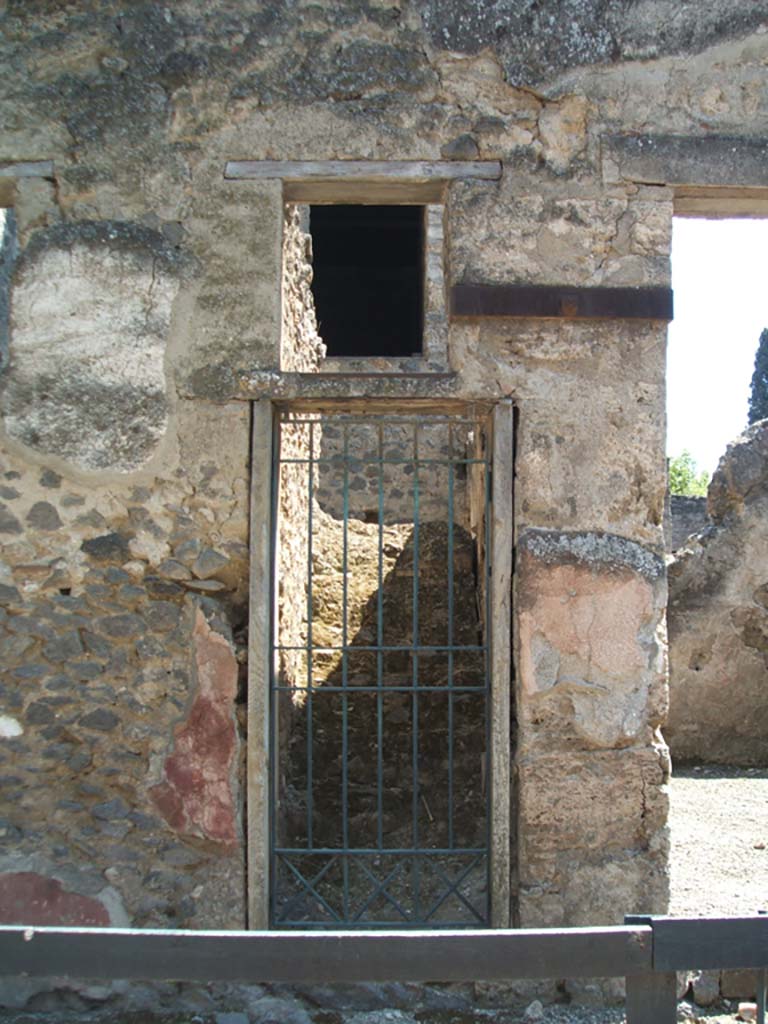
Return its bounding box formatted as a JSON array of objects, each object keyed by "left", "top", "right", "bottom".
[
  {"left": 666, "top": 494, "right": 710, "bottom": 553},
  {"left": 0, "top": 395, "right": 251, "bottom": 933},
  {"left": 667, "top": 422, "right": 768, "bottom": 765},
  {"left": 2, "top": 0, "right": 768, "bottom": 958}
]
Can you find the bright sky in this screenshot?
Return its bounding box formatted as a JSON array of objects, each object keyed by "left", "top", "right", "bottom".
[{"left": 667, "top": 217, "right": 768, "bottom": 477}]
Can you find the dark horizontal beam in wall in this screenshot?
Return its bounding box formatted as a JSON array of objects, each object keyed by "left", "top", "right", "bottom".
[
  {"left": 451, "top": 284, "right": 673, "bottom": 321},
  {"left": 604, "top": 134, "right": 768, "bottom": 188}
]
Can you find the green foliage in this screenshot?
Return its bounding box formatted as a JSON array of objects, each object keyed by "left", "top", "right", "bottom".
[
  {"left": 669, "top": 450, "right": 709, "bottom": 497},
  {"left": 748, "top": 327, "right": 768, "bottom": 425}
]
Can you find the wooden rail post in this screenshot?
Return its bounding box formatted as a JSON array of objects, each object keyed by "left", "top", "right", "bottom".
[
  {"left": 625, "top": 969, "right": 678, "bottom": 1024},
  {"left": 624, "top": 915, "right": 677, "bottom": 1024}
]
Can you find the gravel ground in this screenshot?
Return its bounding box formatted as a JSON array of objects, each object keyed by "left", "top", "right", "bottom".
[
  {"left": 670, "top": 764, "right": 768, "bottom": 918},
  {"left": 5, "top": 766, "right": 768, "bottom": 1024}
]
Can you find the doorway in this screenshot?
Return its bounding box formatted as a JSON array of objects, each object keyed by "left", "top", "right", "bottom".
[{"left": 267, "top": 403, "right": 510, "bottom": 928}]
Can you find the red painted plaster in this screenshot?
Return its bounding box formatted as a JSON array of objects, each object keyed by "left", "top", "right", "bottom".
[
  {"left": 150, "top": 609, "right": 239, "bottom": 845},
  {"left": 0, "top": 872, "right": 110, "bottom": 926}
]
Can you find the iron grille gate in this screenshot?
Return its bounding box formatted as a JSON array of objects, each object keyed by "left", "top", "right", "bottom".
[{"left": 270, "top": 406, "right": 493, "bottom": 928}]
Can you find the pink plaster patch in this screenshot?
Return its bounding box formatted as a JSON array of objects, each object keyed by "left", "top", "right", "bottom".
[
  {"left": 0, "top": 872, "right": 110, "bottom": 926},
  {"left": 519, "top": 557, "right": 654, "bottom": 693},
  {"left": 150, "top": 609, "right": 239, "bottom": 845}
]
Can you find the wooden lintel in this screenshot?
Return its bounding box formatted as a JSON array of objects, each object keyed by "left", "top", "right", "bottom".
[
  {"left": 0, "top": 161, "right": 55, "bottom": 179},
  {"left": 234, "top": 370, "right": 461, "bottom": 402},
  {"left": 224, "top": 160, "right": 502, "bottom": 185},
  {"left": 452, "top": 284, "right": 674, "bottom": 322},
  {"left": 283, "top": 180, "right": 446, "bottom": 204},
  {"left": 675, "top": 186, "right": 768, "bottom": 218}
]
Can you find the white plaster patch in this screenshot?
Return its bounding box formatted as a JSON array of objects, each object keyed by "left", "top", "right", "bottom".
[
  {"left": 0, "top": 715, "right": 23, "bottom": 738},
  {"left": 2, "top": 240, "right": 178, "bottom": 472}
]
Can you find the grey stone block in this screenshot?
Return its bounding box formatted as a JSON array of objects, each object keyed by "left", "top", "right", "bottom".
[
  {"left": 81, "top": 533, "right": 132, "bottom": 562},
  {"left": 91, "top": 798, "right": 131, "bottom": 821},
  {"left": 43, "top": 630, "right": 84, "bottom": 661},
  {"left": 26, "top": 501, "right": 62, "bottom": 530},
  {"left": 0, "top": 505, "right": 22, "bottom": 534},
  {"left": 98, "top": 613, "right": 145, "bottom": 638},
  {"left": 79, "top": 708, "right": 119, "bottom": 731}
]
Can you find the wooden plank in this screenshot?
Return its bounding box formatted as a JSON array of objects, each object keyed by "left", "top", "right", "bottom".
[
  {"left": 0, "top": 160, "right": 55, "bottom": 178},
  {"left": 452, "top": 284, "right": 674, "bottom": 321},
  {"left": 625, "top": 971, "right": 678, "bottom": 1024},
  {"left": 225, "top": 160, "right": 502, "bottom": 183},
  {"left": 276, "top": 397, "right": 493, "bottom": 417},
  {"left": 0, "top": 925, "right": 652, "bottom": 983},
  {"left": 247, "top": 401, "right": 274, "bottom": 929},
  {"left": 675, "top": 186, "right": 768, "bottom": 218},
  {"left": 675, "top": 186, "right": 768, "bottom": 201},
  {"left": 490, "top": 400, "right": 514, "bottom": 928},
  {"left": 650, "top": 916, "right": 768, "bottom": 971}
]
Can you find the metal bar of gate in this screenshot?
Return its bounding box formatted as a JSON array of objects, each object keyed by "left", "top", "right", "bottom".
[
  {"left": 376, "top": 422, "right": 385, "bottom": 853},
  {"left": 341, "top": 422, "right": 350, "bottom": 921},
  {"left": 411, "top": 418, "right": 421, "bottom": 920},
  {"left": 447, "top": 421, "right": 455, "bottom": 851},
  {"left": 306, "top": 419, "right": 315, "bottom": 851}
]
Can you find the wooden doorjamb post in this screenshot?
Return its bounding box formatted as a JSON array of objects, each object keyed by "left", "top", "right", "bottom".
[{"left": 247, "top": 400, "right": 274, "bottom": 928}]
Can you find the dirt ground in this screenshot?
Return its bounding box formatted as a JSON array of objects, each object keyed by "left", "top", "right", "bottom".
[{"left": 670, "top": 763, "right": 768, "bottom": 919}]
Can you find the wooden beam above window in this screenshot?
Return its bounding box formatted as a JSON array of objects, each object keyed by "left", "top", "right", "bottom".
[{"left": 224, "top": 160, "right": 502, "bottom": 203}]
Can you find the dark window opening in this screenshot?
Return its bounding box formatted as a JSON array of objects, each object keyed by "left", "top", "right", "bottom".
[{"left": 310, "top": 205, "right": 423, "bottom": 358}]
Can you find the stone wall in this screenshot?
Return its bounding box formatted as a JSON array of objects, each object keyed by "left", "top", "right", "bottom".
[
  {"left": 667, "top": 422, "right": 768, "bottom": 765},
  {"left": 2, "top": 0, "right": 767, "bottom": 991},
  {"left": 0, "top": 399, "right": 251, "bottom": 933},
  {"left": 666, "top": 494, "right": 710, "bottom": 553}
]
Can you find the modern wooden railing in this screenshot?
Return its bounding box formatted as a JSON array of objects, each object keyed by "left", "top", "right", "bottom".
[{"left": 1, "top": 915, "right": 766, "bottom": 1023}]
